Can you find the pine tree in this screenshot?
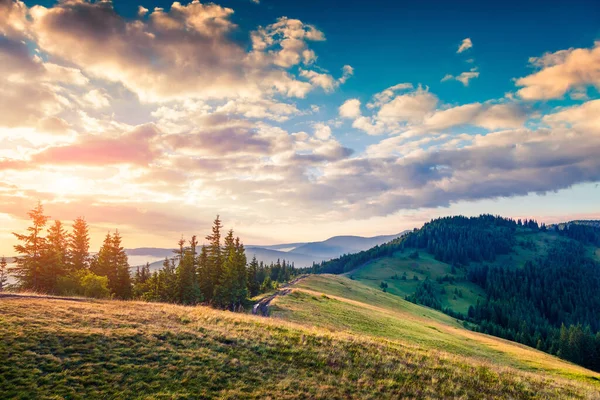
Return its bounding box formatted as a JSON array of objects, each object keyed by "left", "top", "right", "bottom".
[
  {"left": 204, "top": 215, "right": 223, "bottom": 303},
  {"left": 112, "top": 231, "right": 132, "bottom": 299},
  {"left": 233, "top": 236, "right": 248, "bottom": 307},
  {"left": 0, "top": 256, "right": 8, "bottom": 292},
  {"left": 214, "top": 230, "right": 235, "bottom": 308},
  {"left": 45, "top": 220, "right": 69, "bottom": 293},
  {"left": 69, "top": 217, "right": 90, "bottom": 271},
  {"left": 197, "top": 245, "right": 208, "bottom": 300},
  {"left": 177, "top": 249, "right": 202, "bottom": 305},
  {"left": 93, "top": 231, "right": 131, "bottom": 299},
  {"left": 13, "top": 202, "right": 50, "bottom": 291},
  {"left": 160, "top": 257, "right": 178, "bottom": 302},
  {"left": 247, "top": 256, "right": 260, "bottom": 297}
]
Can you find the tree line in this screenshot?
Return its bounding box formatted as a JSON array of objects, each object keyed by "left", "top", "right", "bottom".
[{"left": 10, "top": 203, "right": 298, "bottom": 310}]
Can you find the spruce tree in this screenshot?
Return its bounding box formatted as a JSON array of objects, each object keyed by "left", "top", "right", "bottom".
[
  {"left": 45, "top": 220, "right": 69, "bottom": 293},
  {"left": 197, "top": 245, "right": 208, "bottom": 300},
  {"left": 247, "top": 256, "right": 260, "bottom": 297},
  {"left": 204, "top": 215, "right": 223, "bottom": 303},
  {"left": 177, "top": 250, "right": 202, "bottom": 305},
  {"left": 214, "top": 230, "right": 235, "bottom": 308},
  {"left": 69, "top": 217, "right": 90, "bottom": 271},
  {"left": 93, "top": 231, "right": 131, "bottom": 299},
  {"left": 112, "top": 231, "right": 132, "bottom": 299},
  {"left": 0, "top": 256, "right": 8, "bottom": 292},
  {"left": 13, "top": 202, "right": 50, "bottom": 291}
]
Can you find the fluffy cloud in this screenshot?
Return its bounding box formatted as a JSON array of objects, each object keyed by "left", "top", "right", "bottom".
[
  {"left": 339, "top": 99, "right": 361, "bottom": 119},
  {"left": 516, "top": 41, "right": 600, "bottom": 100},
  {"left": 28, "top": 1, "right": 344, "bottom": 102},
  {"left": 1, "top": 2, "right": 599, "bottom": 251},
  {"left": 377, "top": 88, "right": 438, "bottom": 124},
  {"left": 457, "top": 38, "right": 473, "bottom": 53}
]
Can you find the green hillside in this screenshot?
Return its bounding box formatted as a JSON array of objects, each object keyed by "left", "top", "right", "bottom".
[
  {"left": 2, "top": 279, "right": 600, "bottom": 399},
  {"left": 310, "top": 216, "right": 600, "bottom": 373}
]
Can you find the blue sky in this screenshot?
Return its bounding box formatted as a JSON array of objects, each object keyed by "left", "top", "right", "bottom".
[{"left": 1, "top": 0, "right": 599, "bottom": 251}]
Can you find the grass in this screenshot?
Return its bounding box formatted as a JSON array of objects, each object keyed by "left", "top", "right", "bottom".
[
  {"left": 345, "top": 251, "right": 485, "bottom": 314},
  {"left": 1, "top": 279, "right": 599, "bottom": 399},
  {"left": 271, "top": 275, "right": 600, "bottom": 385},
  {"left": 344, "top": 230, "right": 598, "bottom": 315}
]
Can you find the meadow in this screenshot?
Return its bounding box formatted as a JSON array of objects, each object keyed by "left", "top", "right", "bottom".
[{"left": 2, "top": 274, "right": 600, "bottom": 399}]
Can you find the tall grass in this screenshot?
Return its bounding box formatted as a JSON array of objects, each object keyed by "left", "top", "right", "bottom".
[{"left": 1, "top": 287, "right": 599, "bottom": 399}]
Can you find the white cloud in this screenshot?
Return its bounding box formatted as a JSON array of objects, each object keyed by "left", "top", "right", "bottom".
[
  {"left": 516, "top": 41, "right": 600, "bottom": 100},
  {"left": 313, "top": 123, "right": 332, "bottom": 140},
  {"left": 339, "top": 99, "right": 361, "bottom": 119},
  {"left": 377, "top": 87, "right": 438, "bottom": 124},
  {"left": 441, "top": 68, "right": 480, "bottom": 86},
  {"left": 457, "top": 38, "right": 473, "bottom": 53}
]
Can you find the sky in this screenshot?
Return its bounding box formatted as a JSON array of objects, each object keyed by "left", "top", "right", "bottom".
[{"left": 1, "top": 0, "right": 600, "bottom": 254}]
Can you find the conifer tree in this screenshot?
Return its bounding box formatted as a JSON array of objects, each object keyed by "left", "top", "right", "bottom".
[
  {"left": 93, "top": 231, "right": 131, "bottom": 299},
  {"left": 13, "top": 202, "right": 50, "bottom": 291},
  {"left": 247, "top": 256, "right": 260, "bottom": 297},
  {"left": 213, "top": 229, "right": 235, "bottom": 308},
  {"left": 112, "top": 231, "right": 132, "bottom": 299},
  {"left": 177, "top": 249, "right": 202, "bottom": 305},
  {"left": 204, "top": 215, "right": 223, "bottom": 303},
  {"left": 69, "top": 217, "right": 90, "bottom": 271},
  {"left": 160, "top": 257, "right": 178, "bottom": 302},
  {"left": 0, "top": 256, "right": 8, "bottom": 292},
  {"left": 45, "top": 220, "right": 69, "bottom": 293},
  {"left": 197, "top": 245, "right": 208, "bottom": 299}
]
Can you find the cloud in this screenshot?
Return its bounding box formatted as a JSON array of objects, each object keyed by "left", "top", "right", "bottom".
[
  {"left": 31, "top": 124, "right": 161, "bottom": 166},
  {"left": 441, "top": 68, "right": 480, "bottom": 86},
  {"left": 516, "top": 41, "right": 600, "bottom": 100},
  {"left": 313, "top": 123, "right": 332, "bottom": 140},
  {"left": 377, "top": 87, "right": 438, "bottom": 124},
  {"left": 424, "top": 103, "right": 526, "bottom": 131},
  {"left": 216, "top": 98, "right": 300, "bottom": 122},
  {"left": 299, "top": 65, "right": 353, "bottom": 92},
  {"left": 339, "top": 99, "right": 361, "bottom": 119},
  {"left": 457, "top": 38, "right": 473, "bottom": 53},
  {"left": 28, "top": 1, "right": 341, "bottom": 102},
  {"left": 0, "top": 37, "right": 68, "bottom": 128}
]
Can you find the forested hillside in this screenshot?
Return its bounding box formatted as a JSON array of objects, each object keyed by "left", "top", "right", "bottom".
[{"left": 312, "top": 215, "right": 600, "bottom": 372}]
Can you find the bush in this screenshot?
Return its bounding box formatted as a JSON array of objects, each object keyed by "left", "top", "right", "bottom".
[
  {"left": 56, "top": 271, "right": 110, "bottom": 299},
  {"left": 80, "top": 272, "right": 111, "bottom": 299}
]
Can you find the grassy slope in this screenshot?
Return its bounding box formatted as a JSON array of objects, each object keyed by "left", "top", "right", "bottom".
[
  {"left": 344, "top": 231, "right": 599, "bottom": 315},
  {"left": 0, "top": 292, "right": 598, "bottom": 399},
  {"left": 271, "top": 275, "right": 600, "bottom": 386}
]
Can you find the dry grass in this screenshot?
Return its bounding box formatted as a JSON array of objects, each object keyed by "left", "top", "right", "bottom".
[
  {"left": 1, "top": 284, "right": 599, "bottom": 399},
  {"left": 272, "top": 275, "right": 600, "bottom": 383}
]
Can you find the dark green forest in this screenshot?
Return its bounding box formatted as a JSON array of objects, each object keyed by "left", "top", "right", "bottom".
[{"left": 313, "top": 215, "right": 600, "bottom": 372}]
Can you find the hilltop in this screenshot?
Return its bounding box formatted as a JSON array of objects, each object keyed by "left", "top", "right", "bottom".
[
  {"left": 2, "top": 275, "right": 600, "bottom": 399},
  {"left": 311, "top": 215, "right": 600, "bottom": 372}
]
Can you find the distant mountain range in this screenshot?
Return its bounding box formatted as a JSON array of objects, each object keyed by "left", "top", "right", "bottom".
[{"left": 125, "top": 232, "right": 409, "bottom": 270}]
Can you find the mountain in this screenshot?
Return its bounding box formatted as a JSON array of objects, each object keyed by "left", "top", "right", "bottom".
[
  {"left": 2, "top": 273, "right": 598, "bottom": 398},
  {"left": 312, "top": 215, "right": 600, "bottom": 372},
  {"left": 126, "top": 232, "right": 409, "bottom": 269},
  {"left": 243, "top": 246, "right": 319, "bottom": 267},
  {"left": 289, "top": 233, "right": 407, "bottom": 259}
]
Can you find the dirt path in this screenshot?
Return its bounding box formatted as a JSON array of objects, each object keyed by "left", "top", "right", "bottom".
[
  {"left": 0, "top": 293, "right": 89, "bottom": 302},
  {"left": 252, "top": 275, "right": 306, "bottom": 316}
]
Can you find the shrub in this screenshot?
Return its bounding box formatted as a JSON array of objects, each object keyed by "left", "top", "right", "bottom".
[
  {"left": 80, "top": 272, "right": 111, "bottom": 299},
  {"left": 56, "top": 271, "right": 110, "bottom": 299}
]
